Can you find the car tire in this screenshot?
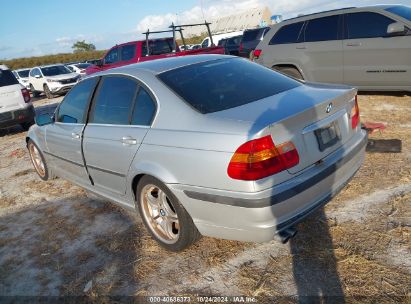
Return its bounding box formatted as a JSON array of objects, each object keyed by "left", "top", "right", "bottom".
[
  {"left": 274, "top": 66, "right": 304, "bottom": 80},
  {"left": 21, "top": 119, "right": 35, "bottom": 131},
  {"left": 27, "top": 139, "right": 54, "bottom": 181},
  {"left": 44, "top": 84, "right": 54, "bottom": 99},
  {"left": 30, "top": 84, "right": 39, "bottom": 97},
  {"left": 136, "top": 175, "right": 201, "bottom": 251}
]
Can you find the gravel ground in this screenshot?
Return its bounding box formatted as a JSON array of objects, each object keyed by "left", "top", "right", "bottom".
[{"left": 0, "top": 93, "right": 410, "bottom": 303}]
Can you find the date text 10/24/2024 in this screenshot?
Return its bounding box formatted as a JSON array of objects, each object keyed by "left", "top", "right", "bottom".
[{"left": 148, "top": 296, "right": 258, "bottom": 303}]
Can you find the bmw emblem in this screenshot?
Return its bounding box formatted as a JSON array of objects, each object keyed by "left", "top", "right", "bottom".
[{"left": 326, "top": 103, "right": 333, "bottom": 113}]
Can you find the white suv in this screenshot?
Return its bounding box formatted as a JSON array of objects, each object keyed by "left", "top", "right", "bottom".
[
  {"left": 0, "top": 65, "right": 34, "bottom": 130},
  {"left": 254, "top": 5, "right": 411, "bottom": 92},
  {"left": 12, "top": 68, "right": 31, "bottom": 90},
  {"left": 28, "top": 64, "right": 80, "bottom": 99}
]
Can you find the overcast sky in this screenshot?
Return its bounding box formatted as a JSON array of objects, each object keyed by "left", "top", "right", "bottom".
[{"left": 1, "top": 0, "right": 410, "bottom": 59}]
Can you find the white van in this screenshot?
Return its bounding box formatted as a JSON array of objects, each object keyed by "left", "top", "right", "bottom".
[
  {"left": 254, "top": 5, "right": 411, "bottom": 92},
  {"left": 201, "top": 31, "right": 244, "bottom": 48}
]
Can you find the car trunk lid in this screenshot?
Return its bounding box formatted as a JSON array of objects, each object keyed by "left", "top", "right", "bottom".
[{"left": 208, "top": 83, "right": 358, "bottom": 174}]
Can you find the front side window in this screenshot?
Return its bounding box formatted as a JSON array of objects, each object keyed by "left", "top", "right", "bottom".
[
  {"left": 121, "top": 44, "right": 136, "bottom": 61},
  {"left": 345, "top": 12, "right": 395, "bottom": 39},
  {"left": 29, "top": 69, "right": 37, "bottom": 77},
  {"left": 269, "top": 22, "right": 304, "bottom": 45},
  {"left": 57, "top": 77, "right": 99, "bottom": 123},
  {"left": 158, "top": 58, "right": 300, "bottom": 114},
  {"left": 304, "top": 15, "right": 340, "bottom": 42},
  {"left": 131, "top": 87, "right": 156, "bottom": 126},
  {"left": 90, "top": 76, "right": 138, "bottom": 125},
  {"left": 104, "top": 47, "right": 119, "bottom": 64}
]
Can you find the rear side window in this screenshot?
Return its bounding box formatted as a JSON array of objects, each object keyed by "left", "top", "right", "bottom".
[
  {"left": 131, "top": 87, "right": 156, "bottom": 126},
  {"left": 0, "top": 69, "right": 19, "bottom": 87},
  {"left": 269, "top": 22, "right": 304, "bottom": 45},
  {"left": 91, "top": 76, "right": 138, "bottom": 125},
  {"left": 121, "top": 44, "right": 136, "bottom": 61},
  {"left": 345, "top": 12, "right": 395, "bottom": 39},
  {"left": 142, "top": 39, "right": 173, "bottom": 56},
  {"left": 18, "top": 70, "right": 30, "bottom": 78},
  {"left": 243, "top": 27, "right": 268, "bottom": 41},
  {"left": 158, "top": 58, "right": 300, "bottom": 114},
  {"left": 304, "top": 15, "right": 340, "bottom": 42},
  {"left": 57, "top": 77, "right": 99, "bottom": 123}
]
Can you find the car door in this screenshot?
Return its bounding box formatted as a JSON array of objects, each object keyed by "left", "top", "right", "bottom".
[
  {"left": 343, "top": 11, "right": 411, "bottom": 88},
  {"left": 302, "top": 14, "right": 343, "bottom": 83},
  {"left": 82, "top": 75, "right": 156, "bottom": 195},
  {"left": 119, "top": 43, "right": 137, "bottom": 66},
  {"left": 102, "top": 47, "right": 120, "bottom": 71},
  {"left": 45, "top": 77, "right": 99, "bottom": 185}
]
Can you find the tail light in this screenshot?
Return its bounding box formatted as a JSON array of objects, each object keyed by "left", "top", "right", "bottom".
[
  {"left": 21, "top": 88, "right": 31, "bottom": 103},
  {"left": 228, "top": 136, "right": 299, "bottom": 181},
  {"left": 253, "top": 49, "right": 262, "bottom": 59},
  {"left": 351, "top": 95, "right": 360, "bottom": 129},
  {"left": 239, "top": 42, "right": 243, "bottom": 52}
]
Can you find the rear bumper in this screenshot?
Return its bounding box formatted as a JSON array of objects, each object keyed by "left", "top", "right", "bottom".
[
  {"left": 169, "top": 130, "right": 367, "bottom": 242},
  {"left": 0, "top": 104, "right": 35, "bottom": 129}
]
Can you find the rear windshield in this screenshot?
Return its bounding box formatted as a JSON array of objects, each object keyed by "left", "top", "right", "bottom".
[
  {"left": 41, "top": 65, "right": 71, "bottom": 76},
  {"left": 386, "top": 5, "right": 411, "bottom": 21},
  {"left": 142, "top": 39, "right": 174, "bottom": 56},
  {"left": 158, "top": 58, "right": 300, "bottom": 114},
  {"left": 0, "top": 69, "right": 19, "bottom": 87},
  {"left": 242, "top": 28, "right": 268, "bottom": 41},
  {"left": 17, "top": 70, "right": 30, "bottom": 78}
]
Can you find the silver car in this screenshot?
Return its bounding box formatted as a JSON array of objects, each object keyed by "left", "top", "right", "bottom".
[{"left": 27, "top": 55, "right": 367, "bottom": 251}]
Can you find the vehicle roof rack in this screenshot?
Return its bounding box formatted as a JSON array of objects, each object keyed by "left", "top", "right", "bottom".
[
  {"left": 143, "top": 21, "right": 215, "bottom": 55},
  {"left": 284, "top": 7, "right": 356, "bottom": 21}
]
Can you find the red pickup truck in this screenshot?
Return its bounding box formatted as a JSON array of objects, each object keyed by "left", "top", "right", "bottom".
[{"left": 86, "top": 37, "right": 224, "bottom": 75}]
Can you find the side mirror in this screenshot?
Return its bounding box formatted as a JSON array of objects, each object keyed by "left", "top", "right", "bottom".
[
  {"left": 387, "top": 22, "right": 406, "bottom": 36},
  {"left": 34, "top": 75, "right": 41, "bottom": 79},
  {"left": 36, "top": 114, "right": 53, "bottom": 126}
]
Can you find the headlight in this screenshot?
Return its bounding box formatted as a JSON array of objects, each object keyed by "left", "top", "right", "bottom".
[{"left": 46, "top": 78, "right": 59, "bottom": 83}]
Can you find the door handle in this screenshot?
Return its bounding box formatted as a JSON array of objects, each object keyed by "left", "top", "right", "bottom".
[
  {"left": 122, "top": 136, "right": 137, "bottom": 145},
  {"left": 346, "top": 42, "right": 361, "bottom": 47},
  {"left": 71, "top": 133, "right": 80, "bottom": 139}
]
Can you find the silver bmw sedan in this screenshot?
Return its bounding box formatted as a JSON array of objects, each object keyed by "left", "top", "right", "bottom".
[{"left": 27, "top": 55, "right": 367, "bottom": 251}]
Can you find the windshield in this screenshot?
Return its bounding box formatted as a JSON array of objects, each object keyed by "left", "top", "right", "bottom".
[
  {"left": 386, "top": 5, "right": 411, "bottom": 21},
  {"left": 17, "top": 69, "right": 30, "bottom": 78},
  {"left": 41, "top": 65, "right": 71, "bottom": 76},
  {"left": 158, "top": 58, "right": 300, "bottom": 114},
  {"left": 0, "top": 69, "right": 19, "bottom": 87},
  {"left": 75, "top": 63, "right": 91, "bottom": 69}
]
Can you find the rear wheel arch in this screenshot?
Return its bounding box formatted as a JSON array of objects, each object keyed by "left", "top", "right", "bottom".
[{"left": 272, "top": 64, "right": 305, "bottom": 80}]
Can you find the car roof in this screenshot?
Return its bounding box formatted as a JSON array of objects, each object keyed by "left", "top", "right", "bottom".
[
  {"left": 14, "top": 68, "right": 30, "bottom": 71},
  {"left": 282, "top": 4, "right": 402, "bottom": 23},
  {"left": 0, "top": 64, "right": 10, "bottom": 70},
  {"left": 101, "top": 54, "right": 233, "bottom": 75},
  {"left": 33, "top": 64, "right": 65, "bottom": 69}
]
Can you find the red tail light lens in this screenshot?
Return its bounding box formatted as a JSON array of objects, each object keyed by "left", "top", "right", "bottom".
[
  {"left": 253, "top": 49, "right": 262, "bottom": 59},
  {"left": 21, "top": 88, "right": 31, "bottom": 103},
  {"left": 351, "top": 95, "right": 360, "bottom": 129},
  {"left": 228, "top": 136, "right": 299, "bottom": 181}
]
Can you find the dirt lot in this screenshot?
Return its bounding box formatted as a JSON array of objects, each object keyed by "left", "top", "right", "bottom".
[{"left": 0, "top": 93, "right": 410, "bottom": 303}]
